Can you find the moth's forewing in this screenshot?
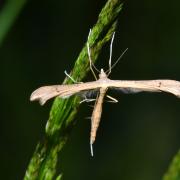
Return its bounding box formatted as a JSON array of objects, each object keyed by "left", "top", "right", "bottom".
[
  {"left": 30, "top": 79, "right": 180, "bottom": 105},
  {"left": 30, "top": 81, "right": 102, "bottom": 105},
  {"left": 108, "top": 80, "right": 180, "bottom": 98},
  {"left": 30, "top": 85, "right": 65, "bottom": 105}
]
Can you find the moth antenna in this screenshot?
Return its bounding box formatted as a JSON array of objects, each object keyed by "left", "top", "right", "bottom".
[
  {"left": 64, "top": 70, "right": 77, "bottom": 83},
  {"left": 107, "top": 48, "right": 128, "bottom": 75},
  {"left": 108, "top": 32, "right": 115, "bottom": 76},
  {"left": 90, "top": 141, "right": 94, "bottom": 157},
  {"left": 87, "top": 29, "right": 100, "bottom": 73},
  {"left": 87, "top": 29, "right": 100, "bottom": 80}
]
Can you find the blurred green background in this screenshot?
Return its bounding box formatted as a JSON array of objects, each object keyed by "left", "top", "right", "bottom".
[{"left": 0, "top": 0, "right": 180, "bottom": 179}]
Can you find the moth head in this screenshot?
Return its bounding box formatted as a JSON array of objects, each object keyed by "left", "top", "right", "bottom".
[{"left": 99, "top": 69, "right": 107, "bottom": 79}]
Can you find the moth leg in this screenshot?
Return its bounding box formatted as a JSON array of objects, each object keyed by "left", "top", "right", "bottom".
[
  {"left": 106, "top": 95, "right": 118, "bottom": 103},
  {"left": 64, "top": 70, "right": 83, "bottom": 84},
  {"left": 64, "top": 70, "right": 77, "bottom": 83},
  {"left": 80, "top": 96, "right": 96, "bottom": 104}
]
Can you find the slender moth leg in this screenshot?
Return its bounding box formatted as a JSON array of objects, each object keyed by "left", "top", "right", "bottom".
[
  {"left": 64, "top": 70, "right": 78, "bottom": 83},
  {"left": 106, "top": 95, "right": 118, "bottom": 103},
  {"left": 80, "top": 97, "right": 96, "bottom": 104}
]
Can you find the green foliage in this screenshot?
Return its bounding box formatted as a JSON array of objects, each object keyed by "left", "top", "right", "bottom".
[
  {"left": 0, "top": 0, "right": 27, "bottom": 46},
  {"left": 163, "top": 150, "right": 180, "bottom": 180}
]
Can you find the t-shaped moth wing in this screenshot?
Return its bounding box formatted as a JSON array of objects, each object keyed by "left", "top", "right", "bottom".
[
  {"left": 107, "top": 79, "right": 180, "bottom": 98},
  {"left": 30, "top": 81, "right": 103, "bottom": 105},
  {"left": 30, "top": 79, "right": 180, "bottom": 106}
]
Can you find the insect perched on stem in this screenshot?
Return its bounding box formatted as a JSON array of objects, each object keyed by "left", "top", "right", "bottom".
[{"left": 30, "top": 30, "right": 180, "bottom": 156}]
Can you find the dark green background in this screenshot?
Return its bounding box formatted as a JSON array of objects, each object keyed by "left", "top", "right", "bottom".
[{"left": 0, "top": 0, "right": 180, "bottom": 179}]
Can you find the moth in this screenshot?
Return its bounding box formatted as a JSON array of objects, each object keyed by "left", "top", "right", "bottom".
[{"left": 30, "top": 31, "right": 180, "bottom": 156}]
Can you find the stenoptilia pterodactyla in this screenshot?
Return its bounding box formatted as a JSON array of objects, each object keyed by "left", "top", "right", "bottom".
[{"left": 30, "top": 30, "right": 180, "bottom": 156}]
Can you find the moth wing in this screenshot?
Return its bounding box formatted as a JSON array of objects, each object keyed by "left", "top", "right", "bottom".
[
  {"left": 111, "top": 87, "right": 143, "bottom": 94},
  {"left": 30, "top": 85, "right": 70, "bottom": 105},
  {"left": 30, "top": 81, "right": 100, "bottom": 105},
  {"left": 108, "top": 80, "right": 180, "bottom": 98}
]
